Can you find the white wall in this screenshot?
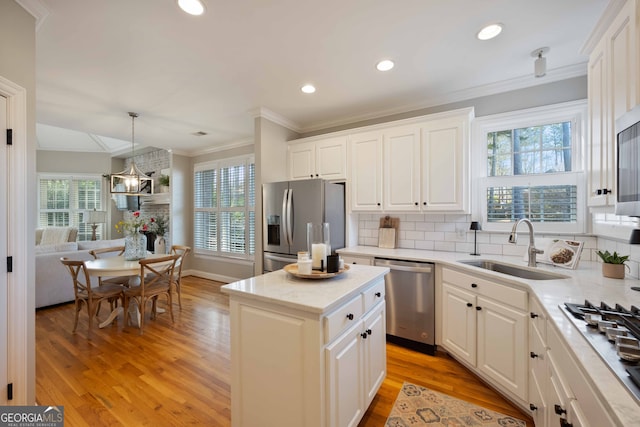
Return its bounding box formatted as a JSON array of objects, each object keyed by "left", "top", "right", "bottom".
[{"left": 0, "top": 0, "right": 36, "bottom": 405}]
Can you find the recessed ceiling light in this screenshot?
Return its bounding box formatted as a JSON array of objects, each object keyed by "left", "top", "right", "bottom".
[
  {"left": 477, "top": 23, "right": 503, "bottom": 41},
  {"left": 376, "top": 60, "right": 395, "bottom": 72},
  {"left": 301, "top": 84, "right": 316, "bottom": 94},
  {"left": 177, "top": 0, "right": 206, "bottom": 16}
]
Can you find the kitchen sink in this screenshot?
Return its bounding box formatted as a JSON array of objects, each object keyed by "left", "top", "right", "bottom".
[{"left": 458, "top": 259, "right": 569, "bottom": 281}]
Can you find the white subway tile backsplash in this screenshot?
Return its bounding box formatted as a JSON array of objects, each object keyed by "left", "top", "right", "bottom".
[
  {"left": 434, "top": 241, "right": 456, "bottom": 252},
  {"left": 354, "top": 214, "right": 639, "bottom": 278},
  {"left": 415, "top": 240, "right": 435, "bottom": 250}
]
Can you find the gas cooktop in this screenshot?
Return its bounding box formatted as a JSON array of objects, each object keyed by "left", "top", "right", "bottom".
[{"left": 562, "top": 300, "right": 640, "bottom": 402}]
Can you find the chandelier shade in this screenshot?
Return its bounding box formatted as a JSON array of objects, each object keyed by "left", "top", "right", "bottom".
[{"left": 110, "top": 112, "right": 154, "bottom": 195}]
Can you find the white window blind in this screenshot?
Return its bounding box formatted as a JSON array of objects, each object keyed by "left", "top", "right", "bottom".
[
  {"left": 38, "top": 174, "right": 103, "bottom": 241},
  {"left": 194, "top": 156, "right": 255, "bottom": 259}
]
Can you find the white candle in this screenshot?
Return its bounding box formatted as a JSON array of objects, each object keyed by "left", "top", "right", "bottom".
[{"left": 311, "top": 243, "right": 327, "bottom": 269}]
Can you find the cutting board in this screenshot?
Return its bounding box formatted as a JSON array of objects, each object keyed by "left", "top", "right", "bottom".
[{"left": 378, "top": 216, "right": 399, "bottom": 249}]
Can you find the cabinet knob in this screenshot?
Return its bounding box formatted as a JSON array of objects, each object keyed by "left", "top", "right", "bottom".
[
  {"left": 361, "top": 332, "right": 368, "bottom": 339},
  {"left": 466, "top": 303, "right": 473, "bottom": 307},
  {"left": 560, "top": 420, "right": 573, "bottom": 427},
  {"left": 310, "top": 174, "right": 313, "bottom": 178},
  {"left": 366, "top": 329, "right": 372, "bottom": 335},
  {"left": 529, "top": 404, "right": 537, "bottom": 411},
  {"left": 377, "top": 203, "right": 381, "bottom": 206},
  {"left": 471, "top": 283, "right": 478, "bottom": 288},
  {"left": 476, "top": 306, "right": 482, "bottom": 311},
  {"left": 346, "top": 313, "right": 354, "bottom": 320},
  {"left": 375, "top": 292, "right": 382, "bottom": 298},
  {"left": 530, "top": 352, "right": 539, "bottom": 359},
  {"left": 423, "top": 202, "right": 426, "bottom": 205},
  {"left": 415, "top": 202, "right": 418, "bottom": 206},
  {"left": 530, "top": 312, "right": 539, "bottom": 319},
  {"left": 596, "top": 189, "right": 602, "bottom": 195},
  {"left": 554, "top": 404, "right": 567, "bottom": 416},
  {"left": 603, "top": 188, "right": 610, "bottom": 194}
]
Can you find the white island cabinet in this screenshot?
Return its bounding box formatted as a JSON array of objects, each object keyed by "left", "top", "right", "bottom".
[{"left": 221, "top": 264, "right": 389, "bottom": 427}]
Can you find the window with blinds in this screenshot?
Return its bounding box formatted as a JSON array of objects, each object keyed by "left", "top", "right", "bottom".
[
  {"left": 38, "top": 174, "right": 103, "bottom": 241},
  {"left": 474, "top": 101, "right": 586, "bottom": 233},
  {"left": 194, "top": 156, "right": 255, "bottom": 259}
]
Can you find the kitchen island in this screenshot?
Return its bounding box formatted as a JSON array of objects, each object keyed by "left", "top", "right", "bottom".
[
  {"left": 221, "top": 264, "right": 389, "bottom": 427},
  {"left": 338, "top": 246, "right": 640, "bottom": 427}
]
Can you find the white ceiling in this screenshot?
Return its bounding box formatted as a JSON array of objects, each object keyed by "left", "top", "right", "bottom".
[{"left": 24, "top": 0, "right": 610, "bottom": 157}]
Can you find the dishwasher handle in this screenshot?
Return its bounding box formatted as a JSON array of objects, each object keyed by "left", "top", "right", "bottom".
[{"left": 374, "top": 259, "right": 433, "bottom": 274}]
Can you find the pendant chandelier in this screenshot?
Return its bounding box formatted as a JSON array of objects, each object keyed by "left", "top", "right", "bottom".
[{"left": 110, "top": 112, "right": 154, "bottom": 195}]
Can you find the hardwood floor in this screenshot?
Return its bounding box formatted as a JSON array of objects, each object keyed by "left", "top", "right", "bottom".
[{"left": 36, "top": 276, "right": 533, "bottom": 426}]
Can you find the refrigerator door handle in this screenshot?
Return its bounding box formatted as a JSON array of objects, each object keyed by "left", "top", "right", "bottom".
[
  {"left": 281, "top": 189, "right": 290, "bottom": 246},
  {"left": 285, "top": 188, "right": 294, "bottom": 245}
]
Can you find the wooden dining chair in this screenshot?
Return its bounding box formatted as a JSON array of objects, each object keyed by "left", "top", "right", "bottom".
[
  {"left": 60, "top": 257, "right": 126, "bottom": 333},
  {"left": 89, "top": 246, "right": 131, "bottom": 286},
  {"left": 170, "top": 245, "right": 191, "bottom": 309},
  {"left": 123, "top": 254, "right": 179, "bottom": 334}
]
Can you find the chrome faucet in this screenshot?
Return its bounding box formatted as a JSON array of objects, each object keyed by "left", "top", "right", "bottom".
[{"left": 509, "top": 218, "right": 544, "bottom": 267}]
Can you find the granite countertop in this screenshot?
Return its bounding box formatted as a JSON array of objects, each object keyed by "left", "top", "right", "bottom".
[
  {"left": 337, "top": 246, "right": 640, "bottom": 426},
  {"left": 221, "top": 264, "right": 389, "bottom": 314}
]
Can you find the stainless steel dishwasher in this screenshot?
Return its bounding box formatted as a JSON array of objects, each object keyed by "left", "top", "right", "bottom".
[{"left": 374, "top": 258, "right": 436, "bottom": 355}]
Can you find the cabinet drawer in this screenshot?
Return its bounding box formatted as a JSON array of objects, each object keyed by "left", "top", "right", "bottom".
[
  {"left": 442, "top": 267, "right": 527, "bottom": 310},
  {"left": 529, "top": 323, "right": 547, "bottom": 382},
  {"left": 341, "top": 255, "right": 373, "bottom": 266},
  {"left": 362, "top": 279, "right": 385, "bottom": 313},
  {"left": 529, "top": 297, "right": 547, "bottom": 342},
  {"left": 324, "top": 295, "right": 364, "bottom": 344}
]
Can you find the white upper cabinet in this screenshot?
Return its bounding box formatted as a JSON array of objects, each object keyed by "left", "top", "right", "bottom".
[
  {"left": 349, "top": 108, "right": 472, "bottom": 213},
  {"left": 421, "top": 114, "right": 469, "bottom": 212},
  {"left": 350, "top": 131, "right": 383, "bottom": 211},
  {"left": 587, "top": 0, "right": 639, "bottom": 207},
  {"left": 383, "top": 126, "right": 421, "bottom": 211},
  {"left": 288, "top": 136, "right": 347, "bottom": 181}
]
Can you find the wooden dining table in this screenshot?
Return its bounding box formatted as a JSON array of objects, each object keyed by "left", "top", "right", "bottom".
[{"left": 84, "top": 253, "right": 170, "bottom": 328}]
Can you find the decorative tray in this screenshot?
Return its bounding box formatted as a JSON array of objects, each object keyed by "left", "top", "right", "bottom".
[{"left": 283, "top": 263, "right": 349, "bottom": 279}]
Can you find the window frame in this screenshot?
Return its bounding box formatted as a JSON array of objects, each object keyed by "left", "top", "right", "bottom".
[
  {"left": 37, "top": 173, "right": 105, "bottom": 241},
  {"left": 193, "top": 154, "right": 255, "bottom": 260},
  {"left": 471, "top": 100, "right": 587, "bottom": 233}
]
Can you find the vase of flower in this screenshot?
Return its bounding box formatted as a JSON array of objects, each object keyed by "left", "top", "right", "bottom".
[
  {"left": 124, "top": 230, "right": 147, "bottom": 261},
  {"left": 154, "top": 234, "right": 166, "bottom": 255}
]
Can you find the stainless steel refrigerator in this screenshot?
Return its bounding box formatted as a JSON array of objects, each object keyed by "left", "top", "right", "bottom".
[{"left": 263, "top": 179, "right": 345, "bottom": 272}]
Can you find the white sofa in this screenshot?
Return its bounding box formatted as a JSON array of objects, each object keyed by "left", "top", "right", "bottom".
[{"left": 35, "top": 227, "right": 125, "bottom": 308}]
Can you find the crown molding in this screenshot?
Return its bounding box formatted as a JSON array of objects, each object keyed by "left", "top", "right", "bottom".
[
  {"left": 189, "top": 137, "right": 254, "bottom": 157},
  {"left": 15, "top": 0, "right": 49, "bottom": 31},
  {"left": 580, "top": 0, "right": 627, "bottom": 55},
  {"left": 300, "top": 63, "right": 587, "bottom": 134},
  {"left": 250, "top": 107, "right": 302, "bottom": 133}
]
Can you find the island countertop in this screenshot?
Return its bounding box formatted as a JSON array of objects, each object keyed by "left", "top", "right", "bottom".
[{"left": 220, "top": 264, "right": 390, "bottom": 314}]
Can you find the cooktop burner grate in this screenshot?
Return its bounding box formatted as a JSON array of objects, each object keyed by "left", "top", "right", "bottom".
[{"left": 561, "top": 301, "right": 640, "bottom": 402}]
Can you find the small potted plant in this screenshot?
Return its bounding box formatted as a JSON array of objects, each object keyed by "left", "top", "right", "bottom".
[
  {"left": 159, "top": 174, "right": 170, "bottom": 193},
  {"left": 596, "top": 250, "right": 630, "bottom": 279}
]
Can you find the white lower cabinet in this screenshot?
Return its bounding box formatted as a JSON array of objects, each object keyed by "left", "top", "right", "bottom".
[
  {"left": 228, "top": 277, "right": 386, "bottom": 427},
  {"left": 340, "top": 255, "right": 374, "bottom": 266},
  {"left": 326, "top": 302, "right": 386, "bottom": 427},
  {"left": 546, "top": 324, "right": 615, "bottom": 427},
  {"left": 440, "top": 268, "right": 528, "bottom": 404},
  {"left": 528, "top": 297, "right": 548, "bottom": 426}
]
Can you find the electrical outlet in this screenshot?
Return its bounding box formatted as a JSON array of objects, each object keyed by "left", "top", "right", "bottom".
[{"left": 455, "top": 226, "right": 466, "bottom": 240}]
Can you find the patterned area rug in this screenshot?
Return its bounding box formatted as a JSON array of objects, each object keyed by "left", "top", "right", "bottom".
[{"left": 385, "top": 382, "right": 526, "bottom": 427}]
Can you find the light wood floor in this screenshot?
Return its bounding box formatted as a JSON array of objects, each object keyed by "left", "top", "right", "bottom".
[{"left": 36, "top": 276, "right": 533, "bottom": 426}]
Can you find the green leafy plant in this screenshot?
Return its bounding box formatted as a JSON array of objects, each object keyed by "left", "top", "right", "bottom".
[
  {"left": 159, "top": 174, "right": 170, "bottom": 186},
  {"left": 595, "top": 250, "right": 629, "bottom": 264}
]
